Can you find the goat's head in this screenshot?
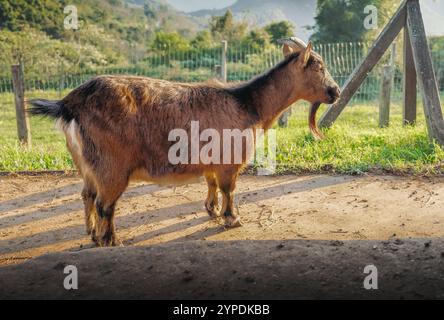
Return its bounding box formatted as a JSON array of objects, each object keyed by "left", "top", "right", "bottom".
[{"left": 279, "top": 37, "right": 340, "bottom": 105}]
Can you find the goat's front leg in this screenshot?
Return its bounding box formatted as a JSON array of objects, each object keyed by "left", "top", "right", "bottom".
[
  {"left": 95, "top": 199, "right": 119, "bottom": 247},
  {"left": 216, "top": 171, "right": 242, "bottom": 228},
  {"left": 205, "top": 173, "right": 219, "bottom": 218}
]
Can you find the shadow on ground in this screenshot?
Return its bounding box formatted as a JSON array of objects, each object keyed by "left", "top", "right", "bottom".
[{"left": 0, "top": 239, "right": 443, "bottom": 300}]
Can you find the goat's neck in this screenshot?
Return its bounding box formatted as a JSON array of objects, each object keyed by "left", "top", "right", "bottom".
[{"left": 246, "top": 61, "right": 302, "bottom": 129}]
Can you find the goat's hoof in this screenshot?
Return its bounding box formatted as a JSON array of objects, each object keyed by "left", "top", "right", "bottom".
[
  {"left": 205, "top": 204, "right": 220, "bottom": 219},
  {"left": 91, "top": 230, "right": 99, "bottom": 244},
  {"left": 96, "top": 231, "right": 118, "bottom": 247},
  {"left": 96, "top": 239, "right": 116, "bottom": 247},
  {"left": 224, "top": 216, "right": 242, "bottom": 228}
]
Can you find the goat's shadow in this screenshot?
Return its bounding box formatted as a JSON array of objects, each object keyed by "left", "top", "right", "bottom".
[{"left": 0, "top": 183, "right": 166, "bottom": 229}]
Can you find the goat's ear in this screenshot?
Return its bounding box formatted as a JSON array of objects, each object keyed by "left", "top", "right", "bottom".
[
  {"left": 283, "top": 44, "right": 294, "bottom": 58},
  {"left": 301, "top": 42, "right": 313, "bottom": 68}
]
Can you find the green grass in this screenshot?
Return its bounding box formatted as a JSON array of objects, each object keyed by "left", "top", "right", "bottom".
[
  {"left": 0, "top": 90, "right": 73, "bottom": 171},
  {"left": 1, "top": 90, "right": 444, "bottom": 174},
  {"left": 275, "top": 103, "right": 444, "bottom": 175}
]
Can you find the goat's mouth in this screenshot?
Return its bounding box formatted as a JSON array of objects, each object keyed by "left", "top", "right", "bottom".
[
  {"left": 327, "top": 95, "right": 339, "bottom": 104},
  {"left": 309, "top": 102, "right": 324, "bottom": 140}
]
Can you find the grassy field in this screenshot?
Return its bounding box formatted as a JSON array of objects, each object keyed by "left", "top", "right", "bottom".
[{"left": 1, "top": 90, "right": 444, "bottom": 174}]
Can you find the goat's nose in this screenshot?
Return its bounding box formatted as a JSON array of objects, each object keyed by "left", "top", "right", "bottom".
[{"left": 327, "top": 86, "right": 340, "bottom": 98}]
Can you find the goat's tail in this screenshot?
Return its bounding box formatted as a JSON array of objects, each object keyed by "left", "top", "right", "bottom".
[{"left": 27, "top": 99, "right": 63, "bottom": 119}]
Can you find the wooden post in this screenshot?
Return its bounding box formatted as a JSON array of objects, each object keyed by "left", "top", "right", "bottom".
[
  {"left": 11, "top": 64, "right": 31, "bottom": 145},
  {"left": 390, "top": 43, "right": 397, "bottom": 67},
  {"left": 278, "top": 109, "right": 292, "bottom": 127},
  {"left": 215, "top": 65, "right": 222, "bottom": 81},
  {"left": 403, "top": 23, "right": 417, "bottom": 125},
  {"left": 379, "top": 65, "right": 392, "bottom": 127},
  {"left": 406, "top": 0, "right": 444, "bottom": 145},
  {"left": 221, "top": 40, "right": 228, "bottom": 82},
  {"left": 318, "top": 0, "right": 406, "bottom": 128}
]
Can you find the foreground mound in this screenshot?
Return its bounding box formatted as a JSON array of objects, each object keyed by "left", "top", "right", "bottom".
[{"left": 0, "top": 239, "right": 443, "bottom": 299}]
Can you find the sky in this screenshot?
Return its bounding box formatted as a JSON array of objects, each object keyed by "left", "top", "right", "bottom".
[
  {"left": 166, "top": 0, "right": 236, "bottom": 12},
  {"left": 422, "top": 0, "right": 444, "bottom": 37}
]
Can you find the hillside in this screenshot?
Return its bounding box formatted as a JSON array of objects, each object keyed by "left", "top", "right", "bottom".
[
  {"left": 189, "top": 0, "right": 316, "bottom": 41},
  {"left": 0, "top": 0, "right": 199, "bottom": 41},
  {"left": 123, "top": 0, "right": 199, "bottom": 34},
  {"left": 0, "top": 0, "right": 200, "bottom": 76},
  {"left": 187, "top": 0, "right": 444, "bottom": 42}
]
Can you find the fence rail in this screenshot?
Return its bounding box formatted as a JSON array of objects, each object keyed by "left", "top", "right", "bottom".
[{"left": 0, "top": 42, "right": 443, "bottom": 104}]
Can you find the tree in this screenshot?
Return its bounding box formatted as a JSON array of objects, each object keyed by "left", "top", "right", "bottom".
[
  {"left": 311, "top": 0, "right": 398, "bottom": 43},
  {"left": 243, "top": 29, "right": 271, "bottom": 51},
  {"left": 191, "top": 30, "right": 214, "bottom": 49},
  {"left": 265, "top": 21, "right": 295, "bottom": 44},
  {"left": 209, "top": 10, "right": 247, "bottom": 43},
  {"left": 151, "top": 31, "right": 190, "bottom": 52}
]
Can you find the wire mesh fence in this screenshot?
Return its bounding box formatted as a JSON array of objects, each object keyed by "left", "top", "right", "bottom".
[{"left": 0, "top": 41, "right": 443, "bottom": 104}]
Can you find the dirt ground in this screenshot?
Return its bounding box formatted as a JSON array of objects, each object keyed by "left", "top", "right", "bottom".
[
  {"left": 0, "top": 174, "right": 444, "bottom": 266},
  {"left": 1, "top": 174, "right": 444, "bottom": 299}
]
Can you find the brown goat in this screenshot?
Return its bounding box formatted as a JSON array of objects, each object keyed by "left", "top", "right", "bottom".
[{"left": 29, "top": 39, "right": 340, "bottom": 247}]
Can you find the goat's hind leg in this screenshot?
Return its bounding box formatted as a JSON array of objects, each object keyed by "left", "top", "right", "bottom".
[
  {"left": 81, "top": 179, "right": 97, "bottom": 237},
  {"left": 94, "top": 178, "right": 128, "bottom": 247},
  {"left": 205, "top": 173, "right": 219, "bottom": 218}
]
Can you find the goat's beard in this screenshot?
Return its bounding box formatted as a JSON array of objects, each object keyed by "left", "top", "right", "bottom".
[{"left": 309, "top": 102, "right": 324, "bottom": 140}]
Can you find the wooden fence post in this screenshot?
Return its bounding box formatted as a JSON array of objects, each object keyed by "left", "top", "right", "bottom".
[
  {"left": 11, "top": 64, "right": 31, "bottom": 145},
  {"left": 406, "top": 0, "right": 444, "bottom": 145},
  {"left": 403, "top": 22, "right": 417, "bottom": 125},
  {"left": 221, "top": 40, "right": 228, "bottom": 82},
  {"left": 278, "top": 109, "right": 292, "bottom": 127},
  {"left": 379, "top": 65, "right": 392, "bottom": 127}
]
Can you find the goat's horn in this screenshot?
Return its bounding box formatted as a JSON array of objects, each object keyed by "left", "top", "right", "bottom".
[{"left": 278, "top": 37, "right": 307, "bottom": 50}]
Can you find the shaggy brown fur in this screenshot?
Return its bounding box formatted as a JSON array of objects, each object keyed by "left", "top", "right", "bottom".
[{"left": 29, "top": 42, "right": 340, "bottom": 247}]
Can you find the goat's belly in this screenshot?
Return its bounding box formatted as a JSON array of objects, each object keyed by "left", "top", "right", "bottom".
[{"left": 130, "top": 168, "right": 204, "bottom": 186}]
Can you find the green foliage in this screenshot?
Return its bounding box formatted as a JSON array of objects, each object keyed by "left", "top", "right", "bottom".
[
  {"left": 311, "top": 0, "right": 398, "bottom": 43},
  {"left": 0, "top": 0, "right": 66, "bottom": 38},
  {"left": 0, "top": 0, "right": 201, "bottom": 74},
  {"left": 242, "top": 29, "right": 271, "bottom": 52},
  {"left": 209, "top": 10, "right": 248, "bottom": 43},
  {"left": 265, "top": 21, "right": 295, "bottom": 44},
  {"left": 191, "top": 30, "right": 215, "bottom": 49},
  {"left": 0, "top": 0, "right": 304, "bottom": 80},
  {"left": 151, "top": 31, "right": 190, "bottom": 52},
  {"left": 0, "top": 28, "right": 122, "bottom": 78},
  {"left": 311, "top": 0, "right": 373, "bottom": 43},
  {"left": 430, "top": 36, "right": 444, "bottom": 52}
]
